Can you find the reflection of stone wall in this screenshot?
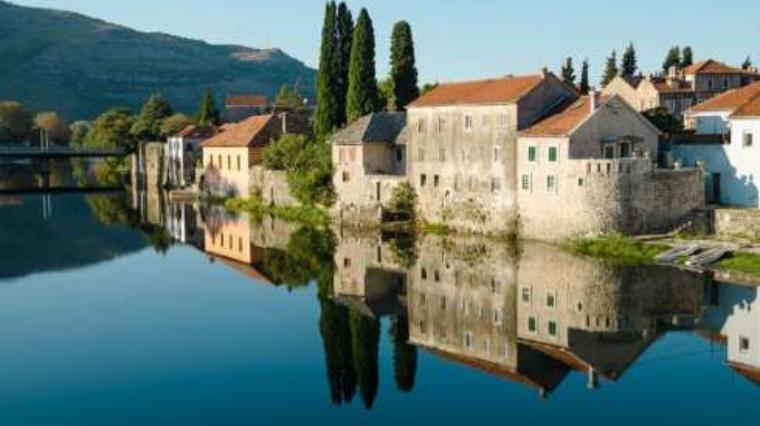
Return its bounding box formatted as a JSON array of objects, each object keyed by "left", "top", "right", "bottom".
[
  {"left": 249, "top": 216, "right": 299, "bottom": 252},
  {"left": 333, "top": 232, "right": 407, "bottom": 300},
  {"left": 249, "top": 166, "right": 298, "bottom": 208}
]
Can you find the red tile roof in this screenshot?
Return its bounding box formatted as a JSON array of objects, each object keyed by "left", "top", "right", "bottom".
[
  {"left": 200, "top": 114, "right": 275, "bottom": 148},
  {"left": 520, "top": 96, "right": 594, "bottom": 137},
  {"left": 225, "top": 94, "right": 269, "bottom": 108},
  {"left": 691, "top": 81, "right": 760, "bottom": 113},
  {"left": 409, "top": 74, "right": 545, "bottom": 107},
  {"left": 684, "top": 60, "right": 744, "bottom": 75},
  {"left": 729, "top": 95, "right": 760, "bottom": 118}
]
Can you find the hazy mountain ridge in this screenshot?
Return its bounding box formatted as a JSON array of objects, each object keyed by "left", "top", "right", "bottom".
[{"left": 0, "top": 1, "right": 316, "bottom": 120}]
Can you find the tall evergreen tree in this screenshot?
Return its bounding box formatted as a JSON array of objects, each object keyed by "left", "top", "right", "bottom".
[
  {"left": 314, "top": 1, "right": 340, "bottom": 139},
  {"left": 349, "top": 309, "right": 380, "bottom": 410},
  {"left": 131, "top": 93, "right": 173, "bottom": 141},
  {"left": 681, "top": 46, "right": 694, "bottom": 68},
  {"left": 346, "top": 8, "right": 380, "bottom": 123},
  {"left": 621, "top": 42, "right": 638, "bottom": 79},
  {"left": 601, "top": 51, "right": 619, "bottom": 87},
  {"left": 196, "top": 88, "right": 220, "bottom": 126},
  {"left": 662, "top": 46, "right": 682, "bottom": 73},
  {"left": 743, "top": 56, "right": 753, "bottom": 70},
  {"left": 579, "top": 58, "right": 590, "bottom": 94},
  {"left": 561, "top": 57, "right": 576, "bottom": 86},
  {"left": 389, "top": 21, "right": 420, "bottom": 111},
  {"left": 335, "top": 3, "right": 354, "bottom": 127}
]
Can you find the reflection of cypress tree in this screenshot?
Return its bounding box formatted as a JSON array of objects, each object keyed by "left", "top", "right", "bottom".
[
  {"left": 390, "top": 313, "right": 417, "bottom": 392},
  {"left": 318, "top": 278, "right": 357, "bottom": 405},
  {"left": 349, "top": 308, "right": 380, "bottom": 409}
]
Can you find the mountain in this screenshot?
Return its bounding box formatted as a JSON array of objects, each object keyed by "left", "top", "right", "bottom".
[{"left": 0, "top": 1, "right": 316, "bottom": 120}]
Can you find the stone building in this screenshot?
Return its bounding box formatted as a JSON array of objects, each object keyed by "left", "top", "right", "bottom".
[
  {"left": 200, "top": 112, "right": 309, "bottom": 198},
  {"left": 331, "top": 112, "right": 407, "bottom": 224},
  {"left": 517, "top": 94, "right": 705, "bottom": 240},
  {"left": 404, "top": 71, "right": 578, "bottom": 234}
]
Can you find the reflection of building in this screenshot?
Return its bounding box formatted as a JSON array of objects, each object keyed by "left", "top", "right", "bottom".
[
  {"left": 700, "top": 281, "right": 760, "bottom": 385},
  {"left": 165, "top": 202, "right": 204, "bottom": 248}
]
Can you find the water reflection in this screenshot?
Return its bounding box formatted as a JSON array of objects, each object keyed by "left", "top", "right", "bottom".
[{"left": 2, "top": 191, "right": 760, "bottom": 411}]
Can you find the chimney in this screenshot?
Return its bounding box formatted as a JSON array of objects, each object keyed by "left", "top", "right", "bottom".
[{"left": 589, "top": 88, "right": 600, "bottom": 114}]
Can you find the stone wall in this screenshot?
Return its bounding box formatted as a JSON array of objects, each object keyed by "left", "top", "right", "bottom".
[
  {"left": 715, "top": 208, "right": 760, "bottom": 238},
  {"left": 249, "top": 166, "right": 299, "bottom": 207}
]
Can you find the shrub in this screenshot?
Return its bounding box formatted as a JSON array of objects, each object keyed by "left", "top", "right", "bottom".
[
  {"left": 387, "top": 181, "right": 417, "bottom": 221},
  {"left": 264, "top": 134, "right": 335, "bottom": 206}
]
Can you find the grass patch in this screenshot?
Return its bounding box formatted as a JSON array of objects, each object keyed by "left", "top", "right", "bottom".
[
  {"left": 717, "top": 252, "right": 760, "bottom": 276},
  {"left": 225, "top": 198, "right": 330, "bottom": 229},
  {"left": 567, "top": 234, "right": 668, "bottom": 264},
  {"left": 419, "top": 222, "right": 452, "bottom": 236}
]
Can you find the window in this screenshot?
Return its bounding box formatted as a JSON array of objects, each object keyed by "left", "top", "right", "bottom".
[
  {"left": 548, "top": 321, "right": 558, "bottom": 337},
  {"left": 521, "top": 174, "right": 531, "bottom": 191},
  {"left": 620, "top": 142, "right": 632, "bottom": 158},
  {"left": 493, "top": 146, "right": 501, "bottom": 162},
  {"left": 417, "top": 118, "right": 425, "bottom": 133},
  {"left": 521, "top": 287, "right": 532, "bottom": 303},
  {"left": 548, "top": 146, "right": 558, "bottom": 162},
  {"left": 744, "top": 132, "right": 754, "bottom": 147},
  {"left": 421, "top": 268, "right": 428, "bottom": 280},
  {"left": 396, "top": 148, "right": 403, "bottom": 162},
  {"left": 604, "top": 145, "right": 615, "bottom": 159},
  {"left": 218, "top": 155, "right": 222, "bottom": 169},
  {"left": 237, "top": 155, "right": 241, "bottom": 171},
  {"left": 491, "top": 178, "right": 502, "bottom": 193},
  {"left": 464, "top": 114, "right": 473, "bottom": 131},
  {"left": 464, "top": 332, "right": 474, "bottom": 349},
  {"left": 528, "top": 146, "right": 538, "bottom": 162},
  {"left": 342, "top": 171, "right": 350, "bottom": 182},
  {"left": 434, "top": 270, "right": 441, "bottom": 282},
  {"left": 499, "top": 113, "right": 509, "bottom": 127},
  {"left": 418, "top": 148, "right": 425, "bottom": 161},
  {"left": 227, "top": 155, "right": 231, "bottom": 170},
  {"left": 494, "top": 308, "right": 503, "bottom": 325},
  {"left": 740, "top": 337, "right": 750, "bottom": 353},
  {"left": 433, "top": 175, "right": 440, "bottom": 187},
  {"left": 238, "top": 237, "right": 243, "bottom": 252},
  {"left": 546, "top": 291, "right": 556, "bottom": 309},
  {"left": 437, "top": 115, "right": 446, "bottom": 133},
  {"left": 528, "top": 316, "right": 538, "bottom": 334},
  {"left": 547, "top": 175, "right": 557, "bottom": 193},
  {"left": 440, "top": 296, "right": 447, "bottom": 312},
  {"left": 723, "top": 78, "right": 729, "bottom": 89},
  {"left": 344, "top": 258, "right": 352, "bottom": 267},
  {"left": 208, "top": 155, "right": 214, "bottom": 167},
  {"left": 578, "top": 177, "right": 585, "bottom": 187}
]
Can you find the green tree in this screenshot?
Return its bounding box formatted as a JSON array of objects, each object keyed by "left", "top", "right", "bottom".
[
  {"left": 681, "top": 46, "right": 694, "bottom": 68},
  {"left": 85, "top": 108, "right": 136, "bottom": 151},
  {"left": 420, "top": 82, "right": 439, "bottom": 96},
  {"left": 601, "top": 51, "right": 619, "bottom": 87},
  {"left": 662, "top": 46, "right": 681, "bottom": 73},
  {"left": 0, "top": 101, "right": 33, "bottom": 144},
  {"left": 131, "top": 93, "right": 174, "bottom": 141},
  {"left": 389, "top": 21, "right": 420, "bottom": 111},
  {"left": 335, "top": 2, "right": 354, "bottom": 127},
  {"left": 264, "top": 134, "right": 335, "bottom": 205},
  {"left": 378, "top": 78, "right": 395, "bottom": 111},
  {"left": 388, "top": 181, "right": 417, "bottom": 221},
  {"left": 275, "top": 84, "right": 304, "bottom": 110},
  {"left": 621, "top": 42, "right": 638, "bottom": 79},
  {"left": 69, "top": 121, "right": 91, "bottom": 147},
  {"left": 743, "top": 56, "right": 753, "bottom": 71},
  {"left": 160, "top": 113, "right": 194, "bottom": 138},
  {"left": 196, "top": 88, "right": 220, "bottom": 126},
  {"left": 349, "top": 309, "right": 380, "bottom": 410},
  {"left": 34, "top": 112, "right": 71, "bottom": 146},
  {"left": 318, "top": 272, "right": 356, "bottom": 405},
  {"left": 314, "top": 2, "right": 340, "bottom": 139},
  {"left": 561, "top": 57, "right": 576, "bottom": 86},
  {"left": 579, "top": 58, "right": 590, "bottom": 94},
  {"left": 346, "top": 8, "right": 380, "bottom": 123},
  {"left": 643, "top": 107, "right": 684, "bottom": 134}
]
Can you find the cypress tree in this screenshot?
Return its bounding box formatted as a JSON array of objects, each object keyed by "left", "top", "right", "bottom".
[
  {"left": 346, "top": 8, "right": 379, "bottom": 123},
  {"left": 681, "top": 46, "right": 694, "bottom": 68},
  {"left": 579, "top": 59, "right": 590, "bottom": 94},
  {"left": 390, "top": 21, "right": 420, "bottom": 111},
  {"left": 662, "top": 46, "right": 681, "bottom": 74},
  {"left": 561, "top": 57, "right": 576, "bottom": 86},
  {"left": 335, "top": 3, "right": 354, "bottom": 127},
  {"left": 196, "top": 88, "right": 219, "bottom": 126},
  {"left": 601, "top": 51, "right": 619, "bottom": 87},
  {"left": 743, "top": 56, "right": 753, "bottom": 71},
  {"left": 621, "top": 42, "right": 638, "bottom": 79},
  {"left": 132, "top": 93, "right": 173, "bottom": 141},
  {"left": 391, "top": 314, "right": 417, "bottom": 392},
  {"left": 349, "top": 309, "right": 380, "bottom": 410},
  {"left": 314, "top": 1, "right": 340, "bottom": 139}
]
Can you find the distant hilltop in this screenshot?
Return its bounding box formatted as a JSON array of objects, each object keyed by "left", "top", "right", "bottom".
[{"left": 0, "top": 1, "right": 316, "bottom": 120}]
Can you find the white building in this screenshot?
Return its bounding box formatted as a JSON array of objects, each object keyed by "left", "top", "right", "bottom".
[{"left": 166, "top": 125, "right": 217, "bottom": 188}]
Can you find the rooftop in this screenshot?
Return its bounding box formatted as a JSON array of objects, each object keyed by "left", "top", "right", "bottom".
[
  {"left": 226, "top": 94, "right": 269, "bottom": 108},
  {"left": 409, "top": 73, "right": 546, "bottom": 107},
  {"left": 331, "top": 112, "right": 406, "bottom": 145},
  {"left": 173, "top": 125, "right": 217, "bottom": 139},
  {"left": 690, "top": 81, "right": 760, "bottom": 114},
  {"left": 684, "top": 60, "right": 745, "bottom": 75},
  {"left": 200, "top": 114, "right": 275, "bottom": 148},
  {"left": 520, "top": 96, "right": 596, "bottom": 137}
]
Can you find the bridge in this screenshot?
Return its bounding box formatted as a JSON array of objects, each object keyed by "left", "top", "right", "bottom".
[{"left": 0, "top": 146, "right": 127, "bottom": 159}]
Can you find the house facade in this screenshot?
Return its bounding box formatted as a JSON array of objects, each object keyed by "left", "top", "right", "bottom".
[
  {"left": 404, "top": 71, "right": 578, "bottom": 234},
  {"left": 517, "top": 94, "right": 704, "bottom": 240},
  {"left": 331, "top": 112, "right": 407, "bottom": 224},
  {"left": 200, "top": 112, "right": 309, "bottom": 198},
  {"left": 165, "top": 125, "right": 217, "bottom": 188}
]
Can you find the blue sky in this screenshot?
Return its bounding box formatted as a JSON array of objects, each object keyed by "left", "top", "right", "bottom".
[{"left": 14, "top": 0, "right": 760, "bottom": 85}]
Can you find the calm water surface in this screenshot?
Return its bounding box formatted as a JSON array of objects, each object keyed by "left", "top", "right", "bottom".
[{"left": 0, "top": 192, "right": 758, "bottom": 425}]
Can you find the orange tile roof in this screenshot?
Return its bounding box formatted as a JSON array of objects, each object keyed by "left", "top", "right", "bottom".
[
  {"left": 225, "top": 94, "right": 269, "bottom": 108},
  {"left": 200, "top": 114, "right": 275, "bottom": 148},
  {"left": 520, "top": 96, "right": 593, "bottom": 137},
  {"left": 174, "top": 125, "right": 217, "bottom": 138},
  {"left": 729, "top": 94, "right": 760, "bottom": 118},
  {"left": 409, "top": 74, "right": 545, "bottom": 107},
  {"left": 684, "top": 59, "right": 744, "bottom": 75},
  {"left": 690, "top": 81, "right": 760, "bottom": 113}
]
